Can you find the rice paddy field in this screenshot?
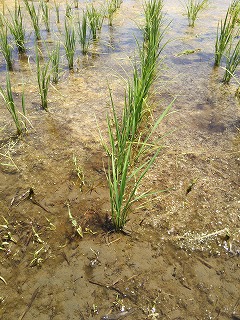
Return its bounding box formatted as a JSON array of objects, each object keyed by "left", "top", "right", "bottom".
[{"left": 0, "top": 0, "right": 239, "bottom": 319}]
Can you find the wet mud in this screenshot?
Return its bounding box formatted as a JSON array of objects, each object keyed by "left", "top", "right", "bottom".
[{"left": 0, "top": 0, "right": 239, "bottom": 319}]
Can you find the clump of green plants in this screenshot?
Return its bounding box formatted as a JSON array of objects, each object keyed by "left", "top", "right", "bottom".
[
  {"left": 223, "top": 39, "right": 240, "bottom": 84},
  {"left": 77, "top": 10, "right": 92, "bottom": 55},
  {"left": 23, "top": 0, "right": 41, "bottom": 40},
  {"left": 0, "top": 73, "right": 27, "bottom": 135},
  {"left": 54, "top": 0, "right": 60, "bottom": 24},
  {"left": 49, "top": 41, "right": 60, "bottom": 84},
  {"left": 74, "top": 0, "right": 79, "bottom": 9},
  {"left": 214, "top": 5, "right": 238, "bottom": 67},
  {"left": 65, "top": 3, "right": 72, "bottom": 19},
  {"left": 87, "top": 4, "right": 104, "bottom": 40},
  {"left": 0, "top": 23, "right": 13, "bottom": 70},
  {"left": 106, "top": 0, "right": 118, "bottom": 26},
  {"left": 7, "top": 1, "right": 26, "bottom": 53},
  {"left": 184, "top": 0, "right": 208, "bottom": 27},
  {"left": 41, "top": 0, "right": 50, "bottom": 32},
  {"left": 64, "top": 17, "right": 76, "bottom": 70},
  {"left": 105, "top": 0, "right": 171, "bottom": 231},
  {"left": 36, "top": 46, "right": 50, "bottom": 110}
]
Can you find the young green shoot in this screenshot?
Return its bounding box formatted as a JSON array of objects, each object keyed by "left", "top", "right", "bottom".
[
  {"left": 64, "top": 17, "right": 76, "bottom": 70},
  {"left": 77, "top": 10, "right": 92, "bottom": 55},
  {"left": 49, "top": 41, "right": 60, "bottom": 84},
  {"left": 41, "top": 0, "right": 50, "bottom": 32},
  {"left": 54, "top": 0, "right": 60, "bottom": 24},
  {"left": 0, "top": 21, "right": 13, "bottom": 70},
  {"left": 223, "top": 39, "right": 240, "bottom": 84},
  {"left": 0, "top": 73, "right": 27, "bottom": 135},
  {"left": 87, "top": 4, "right": 104, "bottom": 40},
  {"left": 36, "top": 46, "right": 50, "bottom": 110},
  {"left": 185, "top": 0, "right": 208, "bottom": 27},
  {"left": 23, "top": 0, "right": 41, "bottom": 40},
  {"left": 214, "top": 6, "right": 237, "bottom": 66},
  {"left": 7, "top": 1, "right": 26, "bottom": 53}
]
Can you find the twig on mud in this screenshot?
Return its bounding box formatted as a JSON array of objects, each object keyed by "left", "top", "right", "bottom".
[
  {"left": 18, "top": 286, "right": 40, "bottom": 320},
  {"left": 105, "top": 235, "right": 121, "bottom": 246},
  {"left": 0, "top": 276, "right": 7, "bottom": 285},
  {"left": 88, "top": 279, "right": 130, "bottom": 299},
  {"left": 196, "top": 257, "right": 214, "bottom": 269}
]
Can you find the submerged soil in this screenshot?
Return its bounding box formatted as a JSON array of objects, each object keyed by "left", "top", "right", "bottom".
[{"left": 0, "top": 0, "right": 239, "bottom": 319}]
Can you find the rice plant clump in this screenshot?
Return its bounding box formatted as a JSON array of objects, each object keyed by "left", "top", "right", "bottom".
[
  {"left": 49, "top": 41, "right": 60, "bottom": 84},
  {"left": 214, "top": 6, "right": 237, "bottom": 67},
  {"left": 7, "top": 1, "right": 26, "bottom": 53},
  {"left": 223, "top": 39, "right": 240, "bottom": 84},
  {"left": 105, "top": 0, "right": 171, "bottom": 231},
  {"left": 185, "top": 0, "right": 208, "bottom": 27},
  {"left": 41, "top": 0, "right": 51, "bottom": 33},
  {"left": 36, "top": 46, "right": 50, "bottom": 110},
  {"left": 77, "top": 10, "right": 92, "bottom": 55},
  {"left": 0, "top": 73, "right": 26, "bottom": 135},
  {"left": 87, "top": 5, "right": 104, "bottom": 41},
  {"left": 54, "top": 0, "right": 60, "bottom": 24},
  {"left": 0, "top": 23, "right": 13, "bottom": 71},
  {"left": 23, "top": 0, "right": 41, "bottom": 40},
  {"left": 64, "top": 18, "right": 76, "bottom": 70}
]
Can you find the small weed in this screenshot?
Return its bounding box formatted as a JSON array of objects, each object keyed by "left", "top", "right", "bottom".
[
  {"left": 67, "top": 204, "right": 83, "bottom": 237},
  {"left": 72, "top": 154, "right": 85, "bottom": 191},
  {"left": 30, "top": 246, "right": 45, "bottom": 267}
]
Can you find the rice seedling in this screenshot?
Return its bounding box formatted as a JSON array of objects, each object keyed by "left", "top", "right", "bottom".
[
  {"left": 0, "top": 73, "right": 26, "bottom": 135},
  {"left": 106, "top": 0, "right": 117, "bottom": 27},
  {"left": 106, "top": 89, "right": 173, "bottom": 231},
  {"left": 65, "top": 3, "right": 72, "bottom": 19},
  {"left": 0, "top": 22, "right": 13, "bottom": 71},
  {"left": 185, "top": 0, "right": 208, "bottom": 27},
  {"left": 54, "top": 0, "right": 60, "bottom": 24},
  {"left": 74, "top": 0, "right": 79, "bottom": 9},
  {"left": 223, "top": 39, "right": 240, "bottom": 84},
  {"left": 64, "top": 17, "right": 76, "bottom": 69},
  {"left": 114, "top": 0, "right": 122, "bottom": 9},
  {"left": 230, "top": 0, "right": 240, "bottom": 23},
  {"left": 214, "top": 6, "right": 236, "bottom": 67},
  {"left": 7, "top": 1, "right": 26, "bottom": 53},
  {"left": 36, "top": 46, "right": 50, "bottom": 110},
  {"left": 72, "top": 154, "right": 85, "bottom": 191},
  {"left": 49, "top": 41, "right": 60, "bottom": 83},
  {"left": 77, "top": 10, "right": 92, "bottom": 55},
  {"left": 23, "top": 0, "right": 41, "bottom": 40},
  {"left": 40, "top": 0, "right": 50, "bottom": 32},
  {"left": 87, "top": 4, "right": 104, "bottom": 40}
]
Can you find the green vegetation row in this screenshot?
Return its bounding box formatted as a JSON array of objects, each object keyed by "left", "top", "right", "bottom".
[{"left": 0, "top": 0, "right": 123, "bottom": 134}]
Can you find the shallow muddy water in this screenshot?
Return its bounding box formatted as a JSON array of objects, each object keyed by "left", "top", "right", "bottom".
[{"left": 0, "top": 0, "right": 239, "bottom": 319}]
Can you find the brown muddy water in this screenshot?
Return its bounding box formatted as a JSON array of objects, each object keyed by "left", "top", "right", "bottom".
[{"left": 0, "top": 0, "right": 239, "bottom": 319}]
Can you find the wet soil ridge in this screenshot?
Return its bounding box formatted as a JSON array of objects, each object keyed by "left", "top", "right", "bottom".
[{"left": 0, "top": 0, "right": 239, "bottom": 319}]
